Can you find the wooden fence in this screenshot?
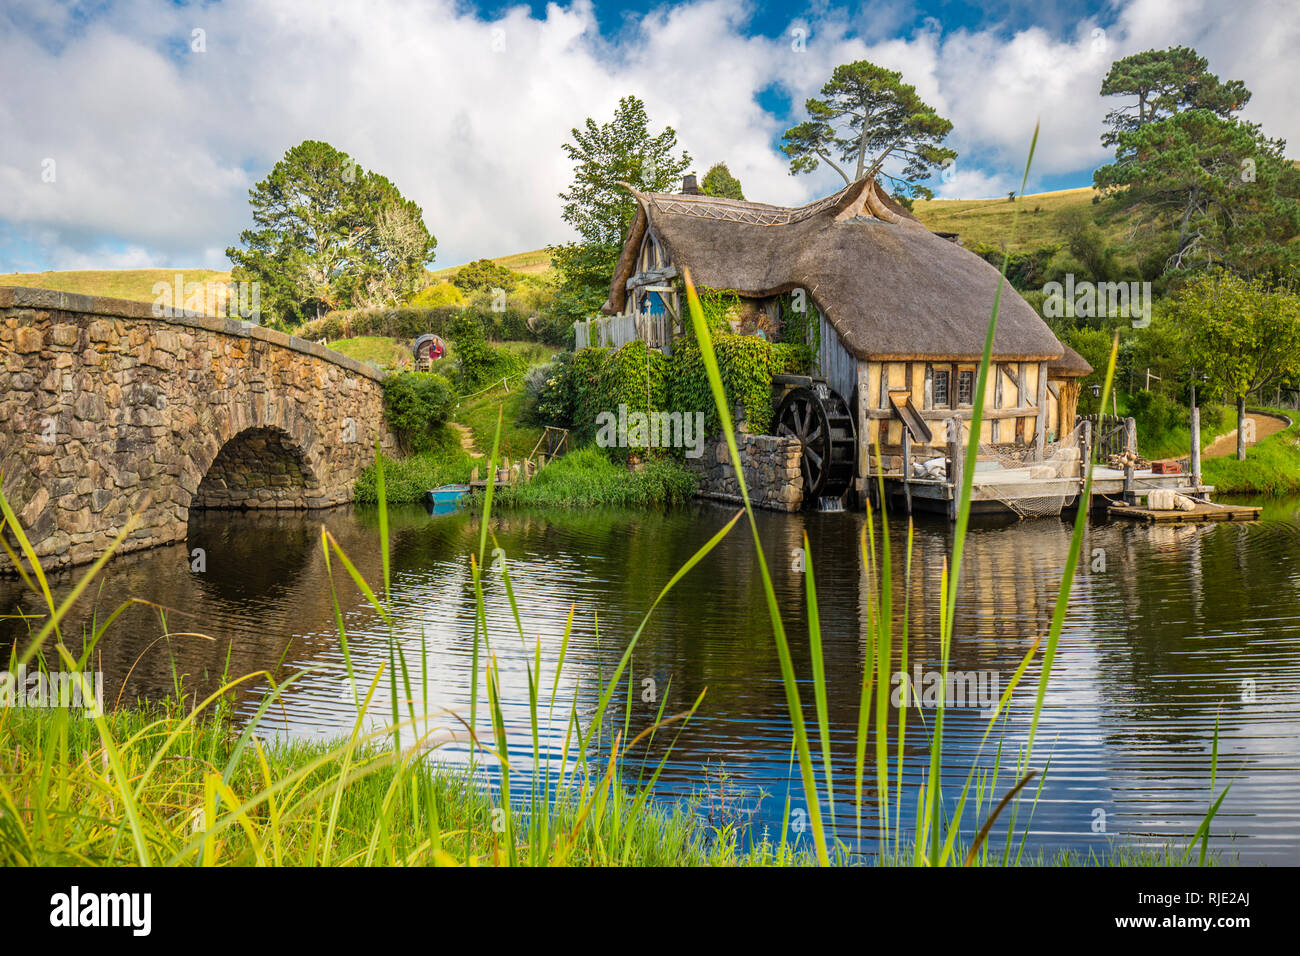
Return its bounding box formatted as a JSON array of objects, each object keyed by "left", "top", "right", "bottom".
[
  {"left": 574, "top": 313, "right": 672, "bottom": 351},
  {"left": 1077, "top": 414, "right": 1136, "bottom": 463}
]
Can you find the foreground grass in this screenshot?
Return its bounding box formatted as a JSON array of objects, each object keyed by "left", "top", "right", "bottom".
[
  {"left": 484, "top": 446, "right": 697, "bottom": 510},
  {"left": 0, "top": 697, "right": 1212, "bottom": 867},
  {"left": 0, "top": 700, "right": 814, "bottom": 867},
  {"left": 1203, "top": 409, "right": 1300, "bottom": 495}
]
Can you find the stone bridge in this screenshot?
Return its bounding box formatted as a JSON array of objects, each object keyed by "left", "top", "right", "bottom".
[{"left": 0, "top": 287, "right": 391, "bottom": 571}]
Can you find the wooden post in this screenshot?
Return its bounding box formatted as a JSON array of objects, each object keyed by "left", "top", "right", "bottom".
[
  {"left": 1078, "top": 419, "right": 1091, "bottom": 512},
  {"left": 1190, "top": 405, "right": 1202, "bottom": 490},
  {"left": 902, "top": 427, "right": 913, "bottom": 516},
  {"left": 1034, "top": 361, "right": 1048, "bottom": 461},
  {"left": 946, "top": 418, "right": 962, "bottom": 522},
  {"left": 1123, "top": 416, "right": 1136, "bottom": 502}
]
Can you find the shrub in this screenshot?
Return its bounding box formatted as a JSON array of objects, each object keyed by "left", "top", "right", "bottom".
[
  {"left": 525, "top": 354, "right": 576, "bottom": 428},
  {"left": 409, "top": 281, "right": 465, "bottom": 308},
  {"left": 382, "top": 372, "right": 455, "bottom": 452},
  {"left": 448, "top": 313, "right": 528, "bottom": 391}
]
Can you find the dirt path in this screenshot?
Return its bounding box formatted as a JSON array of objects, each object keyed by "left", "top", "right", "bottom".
[
  {"left": 1202, "top": 412, "right": 1290, "bottom": 459},
  {"left": 447, "top": 422, "right": 484, "bottom": 459}
]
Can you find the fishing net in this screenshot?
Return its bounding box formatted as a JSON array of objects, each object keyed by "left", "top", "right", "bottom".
[{"left": 969, "top": 424, "right": 1085, "bottom": 519}]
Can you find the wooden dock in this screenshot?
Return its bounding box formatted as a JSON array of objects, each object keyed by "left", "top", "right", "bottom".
[{"left": 1108, "top": 499, "right": 1261, "bottom": 524}]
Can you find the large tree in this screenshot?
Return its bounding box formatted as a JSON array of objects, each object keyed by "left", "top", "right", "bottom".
[
  {"left": 781, "top": 60, "right": 955, "bottom": 199},
  {"left": 227, "top": 140, "right": 436, "bottom": 326},
  {"left": 1094, "top": 111, "right": 1300, "bottom": 277},
  {"left": 1172, "top": 273, "right": 1300, "bottom": 459},
  {"left": 551, "top": 96, "right": 690, "bottom": 322},
  {"left": 1099, "top": 46, "right": 1250, "bottom": 147}
]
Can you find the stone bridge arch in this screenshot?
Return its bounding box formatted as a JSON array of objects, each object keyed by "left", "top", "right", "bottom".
[{"left": 0, "top": 287, "right": 392, "bottom": 571}]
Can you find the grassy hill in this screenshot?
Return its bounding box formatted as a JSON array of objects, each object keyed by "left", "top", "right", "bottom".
[
  {"left": 430, "top": 248, "right": 553, "bottom": 281},
  {"left": 0, "top": 268, "right": 233, "bottom": 303},
  {"left": 911, "top": 187, "right": 1126, "bottom": 252}
]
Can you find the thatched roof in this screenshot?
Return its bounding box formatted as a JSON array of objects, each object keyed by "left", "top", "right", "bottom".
[
  {"left": 1047, "top": 343, "right": 1093, "bottom": 378},
  {"left": 604, "top": 178, "right": 1065, "bottom": 363}
]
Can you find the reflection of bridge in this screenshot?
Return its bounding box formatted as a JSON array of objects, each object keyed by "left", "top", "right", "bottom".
[{"left": 0, "top": 287, "right": 391, "bottom": 570}]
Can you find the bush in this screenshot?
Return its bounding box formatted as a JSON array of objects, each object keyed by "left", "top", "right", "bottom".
[
  {"left": 525, "top": 354, "right": 576, "bottom": 428},
  {"left": 409, "top": 281, "right": 465, "bottom": 308},
  {"left": 382, "top": 372, "right": 455, "bottom": 452},
  {"left": 298, "top": 304, "right": 554, "bottom": 346},
  {"left": 448, "top": 313, "right": 528, "bottom": 391}
]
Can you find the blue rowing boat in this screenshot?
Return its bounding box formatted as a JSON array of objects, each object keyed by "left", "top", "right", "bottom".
[{"left": 426, "top": 484, "right": 470, "bottom": 514}]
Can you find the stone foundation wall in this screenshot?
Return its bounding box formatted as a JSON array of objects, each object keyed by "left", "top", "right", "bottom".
[
  {"left": 0, "top": 286, "right": 390, "bottom": 571},
  {"left": 687, "top": 432, "right": 804, "bottom": 512}
]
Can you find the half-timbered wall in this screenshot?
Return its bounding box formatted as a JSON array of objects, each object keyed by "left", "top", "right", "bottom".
[{"left": 856, "top": 359, "right": 1051, "bottom": 479}]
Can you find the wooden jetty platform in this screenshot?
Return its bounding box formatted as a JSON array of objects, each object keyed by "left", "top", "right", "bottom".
[{"left": 1108, "top": 499, "right": 1261, "bottom": 524}]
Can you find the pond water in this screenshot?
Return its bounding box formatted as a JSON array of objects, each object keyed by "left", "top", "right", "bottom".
[{"left": 4, "top": 496, "right": 1300, "bottom": 863}]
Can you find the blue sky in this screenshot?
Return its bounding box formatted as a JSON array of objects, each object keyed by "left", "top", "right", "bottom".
[{"left": 1, "top": 0, "right": 1296, "bottom": 272}]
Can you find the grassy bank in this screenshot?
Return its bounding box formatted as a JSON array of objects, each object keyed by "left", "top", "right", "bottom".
[
  {"left": 0, "top": 268, "right": 233, "bottom": 303},
  {"left": 1202, "top": 409, "right": 1300, "bottom": 495},
  {"left": 0, "top": 696, "right": 1205, "bottom": 867},
  {"left": 484, "top": 446, "right": 697, "bottom": 509}
]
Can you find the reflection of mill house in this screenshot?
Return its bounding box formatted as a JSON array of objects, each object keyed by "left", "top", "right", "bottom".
[{"left": 580, "top": 174, "right": 1213, "bottom": 518}]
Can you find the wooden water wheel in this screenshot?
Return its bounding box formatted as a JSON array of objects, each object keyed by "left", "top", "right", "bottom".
[{"left": 774, "top": 383, "right": 856, "bottom": 499}]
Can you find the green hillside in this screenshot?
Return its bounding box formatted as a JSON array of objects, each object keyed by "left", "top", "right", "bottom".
[
  {"left": 430, "top": 248, "right": 554, "bottom": 281},
  {"left": 0, "top": 268, "right": 233, "bottom": 303},
  {"left": 911, "top": 187, "right": 1130, "bottom": 252}
]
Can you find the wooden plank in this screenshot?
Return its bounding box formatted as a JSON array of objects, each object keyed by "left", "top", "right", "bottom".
[{"left": 1034, "top": 361, "right": 1048, "bottom": 459}]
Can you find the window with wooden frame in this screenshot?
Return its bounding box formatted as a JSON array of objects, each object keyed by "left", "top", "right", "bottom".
[
  {"left": 957, "top": 369, "right": 975, "bottom": 406},
  {"left": 933, "top": 367, "right": 951, "bottom": 408}
]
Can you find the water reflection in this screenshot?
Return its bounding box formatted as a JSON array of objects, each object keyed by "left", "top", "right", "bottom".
[{"left": 2, "top": 498, "right": 1298, "bottom": 862}]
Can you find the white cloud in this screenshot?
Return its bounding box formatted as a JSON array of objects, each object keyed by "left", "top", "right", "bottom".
[{"left": 0, "top": 0, "right": 1295, "bottom": 269}]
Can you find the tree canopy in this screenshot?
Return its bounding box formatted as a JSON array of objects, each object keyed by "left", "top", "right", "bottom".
[
  {"left": 551, "top": 96, "right": 690, "bottom": 323},
  {"left": 558, "top": 95, "right": 691, "bottom": 247},
  {"left": 701, "top": 162, "right": 745, "bottom": 200},
  {"left": 1099, "top": 46, "right": 1250, "bottom": 147},
  {"left": 1171, "top": 273, "right": 1300, "bottom": 458},
  {"left": 781, "top": 60, "right": 955, "bottom": 199},
  {"left": 1094, "top": 47, "right": 1299, "bottom": 279},
  {"left": 226, "top": 140, "right": 436, "bottom": 326}
]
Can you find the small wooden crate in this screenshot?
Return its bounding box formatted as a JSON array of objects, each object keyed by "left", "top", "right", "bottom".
[{"left": 1151, "top": 459, "right": 1182, "bottom": 475}]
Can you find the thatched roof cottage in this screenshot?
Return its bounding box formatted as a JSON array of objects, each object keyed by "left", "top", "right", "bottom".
[{"left": 597, "top": 176, "right": 1091, "bottom": 499}]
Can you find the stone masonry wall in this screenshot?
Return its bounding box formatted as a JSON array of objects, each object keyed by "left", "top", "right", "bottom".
[
  {"left": 0, "top": 287, "right": 391, "bottom": 571},
  {"left": 687, "top": 432, "right": 804, "bottom": 512}
]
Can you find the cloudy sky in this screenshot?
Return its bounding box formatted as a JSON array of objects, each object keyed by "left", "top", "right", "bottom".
[{"left": 1, "top": 0, "right": 1296, "bottom": 273}]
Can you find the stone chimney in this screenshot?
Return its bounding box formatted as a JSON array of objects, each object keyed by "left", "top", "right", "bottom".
[{"left": 681, "top": 174, "right": 702, "bottom": 195}]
